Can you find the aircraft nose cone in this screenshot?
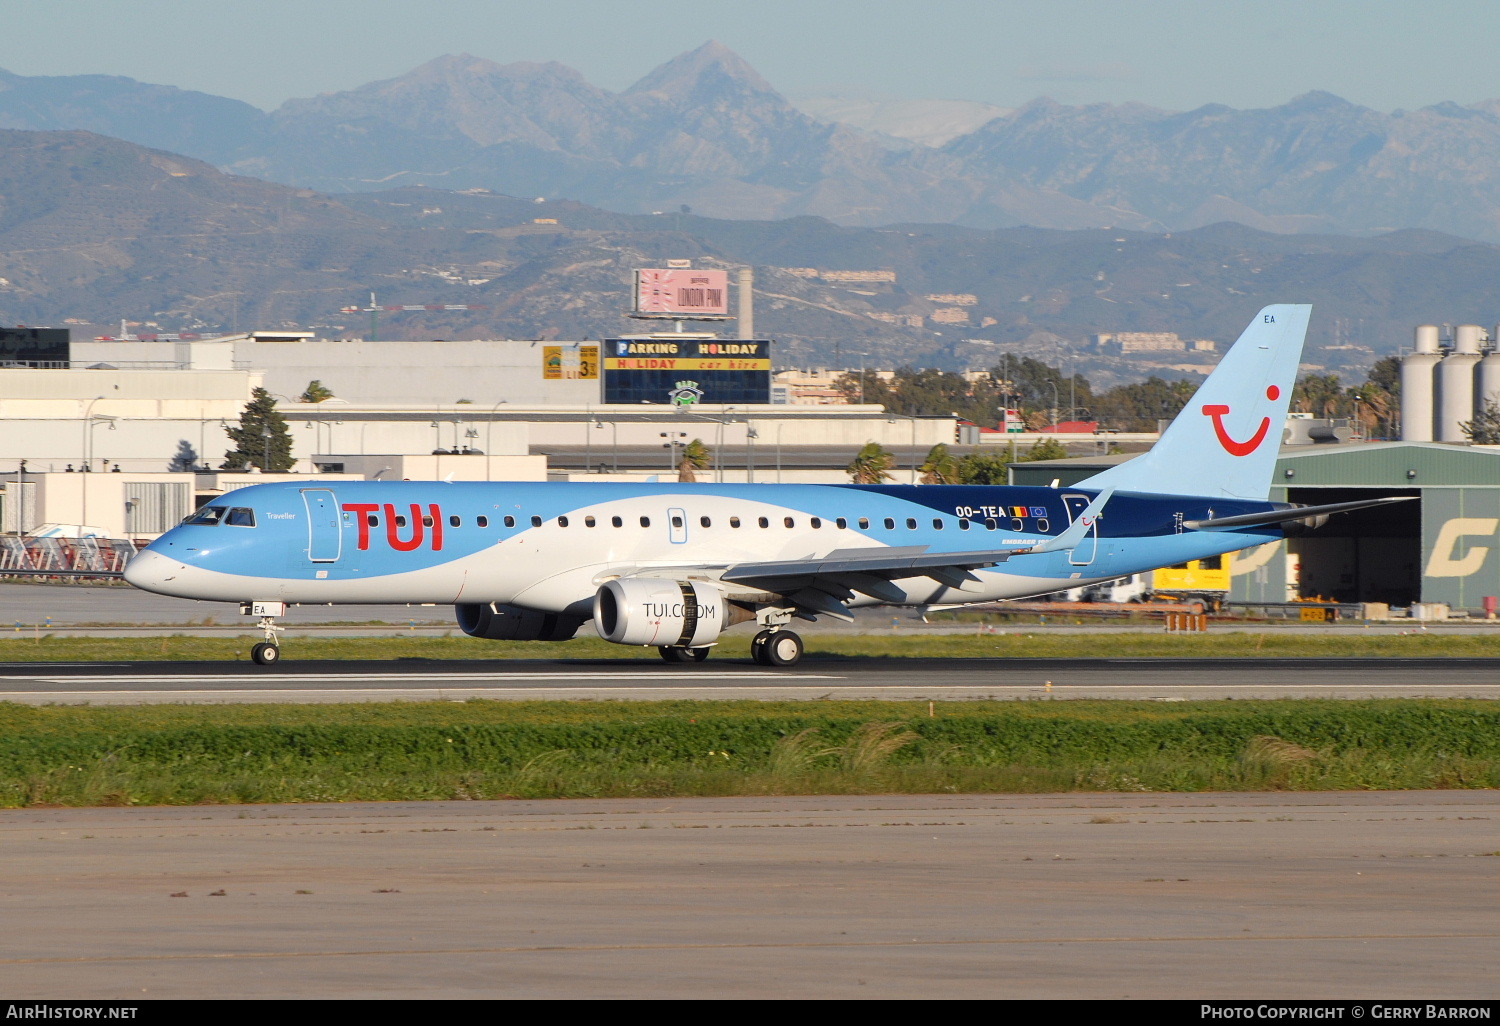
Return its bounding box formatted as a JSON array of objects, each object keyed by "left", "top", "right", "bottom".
[{"left": 123, "top": 548, "right": 180, "bottom": 595}]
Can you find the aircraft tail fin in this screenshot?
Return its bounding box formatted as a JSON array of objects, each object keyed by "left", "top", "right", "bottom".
[{"left": 1077, "top": 305, "right": 1311, "bottom": 500}]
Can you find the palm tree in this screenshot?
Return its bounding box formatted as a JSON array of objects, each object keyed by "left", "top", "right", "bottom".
[
  {"left": 918, "top": 443, "right": 960, "bottom": 484},
  {"left": 847, "top": 442, "right": 895, "bottom": 484},
  {"left": 678, "top": 438, "right": 710, "bottom": 482}
]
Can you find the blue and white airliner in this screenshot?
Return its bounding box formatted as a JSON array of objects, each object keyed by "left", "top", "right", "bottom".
[{"left": 124, "top": 305, "right": 1400, "bottom": 666}]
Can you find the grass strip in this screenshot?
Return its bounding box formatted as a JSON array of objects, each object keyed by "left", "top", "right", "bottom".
[
  {"left": 2, "top": 699, "right": 1497, "bottom": 806},
  {"left": 1, "top": 630, "right": 1500, "bottom": 662}
]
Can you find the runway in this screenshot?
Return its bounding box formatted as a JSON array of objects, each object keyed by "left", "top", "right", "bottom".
[
  {"left": 4, "top": 792, "right": 1497, "bottom": 999},
  {"left": 2, "top": 655, "right": 1500, "bottom": 703}
]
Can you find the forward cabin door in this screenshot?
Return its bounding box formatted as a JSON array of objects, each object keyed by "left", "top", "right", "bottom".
[{"left": 302, "top": 488, "right": 342, "bottom": 563}]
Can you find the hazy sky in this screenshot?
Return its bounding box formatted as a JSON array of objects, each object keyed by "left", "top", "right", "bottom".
[{"left": 2, "top": 0, "right": 1495, "bottom": 113}]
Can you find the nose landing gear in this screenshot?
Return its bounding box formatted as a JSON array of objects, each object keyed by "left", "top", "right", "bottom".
[{"left": 241, "top": 602, "right": 286, "bottom": 666}]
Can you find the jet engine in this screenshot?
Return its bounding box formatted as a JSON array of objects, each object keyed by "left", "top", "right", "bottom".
[
  {"left": 593, "top": 578, "right": 727, "bottom": 648},
  {"left": 455, "top": 602, "right": 585, "bottom": 641}
]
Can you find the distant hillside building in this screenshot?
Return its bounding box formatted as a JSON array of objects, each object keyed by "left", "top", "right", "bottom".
[{"left": 1094, "top": 331, "right": 1216, "bottom": 354}]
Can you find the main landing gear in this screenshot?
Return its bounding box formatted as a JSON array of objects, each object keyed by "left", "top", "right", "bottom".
[{"left": 750, "top": 629, "right": 803, "bottom": 667}]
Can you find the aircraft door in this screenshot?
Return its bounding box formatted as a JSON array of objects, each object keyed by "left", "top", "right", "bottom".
[
  {"left": 1061, "top": 493, "right": 1098, "bottom": 566},
  {"left": 668, "top": 506, "right": 688, "bottom": 544},
  {"left": 302, "top": 488, "right": 342, "bottom": 563}
]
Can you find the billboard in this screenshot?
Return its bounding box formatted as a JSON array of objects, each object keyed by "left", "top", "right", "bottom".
[
  {"left": 603, "top": 338, "right": 771, "bottom": 404},
  {"left": 0, "top": 326, "right": 69, "bottom": 366},
  {"left": 542, "top": 345, "right": 599, "bottom": 379},
  {"left": 633, "top": 269, "right": 729, "bottom": 317}
]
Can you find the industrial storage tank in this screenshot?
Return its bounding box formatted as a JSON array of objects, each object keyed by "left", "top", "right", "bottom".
[
  {"left": 1401, "top": 325, "right": 1443, "bottom": 441},
  {"left": 1479, "top": 325, "right": 1500, "bottom": 424},
  {"left": 1436, "top": 324, "right": 1485, "bottom": 441}
]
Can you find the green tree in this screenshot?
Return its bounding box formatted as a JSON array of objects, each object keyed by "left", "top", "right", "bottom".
[
  {"left": 846, "top": 442, "right": 895, "bottom": 484},
  {"left": 1461, "top": 400, "right": 1500, "bottom": 445},
  {"left": 1021, "top": 437, "right": 1070, "bottom": 462},
  {"left": 1293, "top": 373, "right": 1349, "bottom": 418},
  {"left": 299, "top": 379, "right": 335, "bottom": 403},
  {"left": 678, "top": 438, "right": 710, "bottom": 482},
  {"left": 957, "top": 451, "right": 1012, "bottom": 484},
  {"left": 1092, "top": 376, "right": 1199, "bottom": 432},
  {"left": 223, "top": 387, "right": 294, "bottom": 472},
  {"left": 918, "top": 443, "right": 960, "bottom": 484}
]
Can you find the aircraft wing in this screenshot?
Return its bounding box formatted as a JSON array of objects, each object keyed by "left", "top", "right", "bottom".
[
  {"left": 620, "top": 491, "right": 1117, "bottom": 622},
  {"left": 716, "top": 545, "right": 1030, "bottom": 621}
]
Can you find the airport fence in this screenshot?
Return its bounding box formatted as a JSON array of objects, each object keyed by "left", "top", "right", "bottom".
[{"left": 0, "top": 537, "right": 142, "bottom": 577}]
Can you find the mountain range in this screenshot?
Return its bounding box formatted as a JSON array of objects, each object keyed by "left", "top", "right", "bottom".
[
  {"left": 6, "top": 127, "right": 1500, "bottom": 387},
  {"left": 8, "top": 42, "right": 1500, "bottom": 242}
]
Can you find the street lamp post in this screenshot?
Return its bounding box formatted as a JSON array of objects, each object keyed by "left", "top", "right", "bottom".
[{"left": 661, "top": 431, "right": 686, "bottom": 474}]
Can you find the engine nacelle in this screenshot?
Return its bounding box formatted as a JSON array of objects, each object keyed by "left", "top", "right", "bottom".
[
  {"left": 593, "top": 578, "right": 727, "bottom": 648},
  {"left": 455, "top": 602, "right": 585, "bottom": 641}
]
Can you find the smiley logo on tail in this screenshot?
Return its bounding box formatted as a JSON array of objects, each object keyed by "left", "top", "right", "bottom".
[{"left": 1202, "top": 385, "right": 1280, "bottom": 456}]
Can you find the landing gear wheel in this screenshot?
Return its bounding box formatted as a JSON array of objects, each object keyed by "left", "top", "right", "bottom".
[
  {"left": 762, "top": 630, "right": 803, "bottom": 667},
  {"left": 250, "top": 642, "right": 281, "bottom": 666},
  {"left": 659, "top": 645, "right": 710, "bottom": 663},
  {"left": 751, "top": 629, "right": 774, "bottom": 666}
]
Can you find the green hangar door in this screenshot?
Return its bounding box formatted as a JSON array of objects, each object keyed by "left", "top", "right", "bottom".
[{"left": 1285, "top": 487, "right": 1421, "bottom": 605}]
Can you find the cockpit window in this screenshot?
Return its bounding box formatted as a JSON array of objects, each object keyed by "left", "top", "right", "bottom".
[
  {"left": 184, "top": 506, "right": 226, "bottom": 525},
  {"left": 225, "top": 507, "right": 256, "bottom": 528}
]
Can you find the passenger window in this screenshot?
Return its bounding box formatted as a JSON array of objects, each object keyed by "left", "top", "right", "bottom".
[
  {"left": 836, "top": 518, "right": 848, "bottom": 529},
  {"left": 883, "top": 518, "right": 895, "bottom": 529},
  {"left": 984, "top": 518, "right": 997, "bottom": 530},
  {"left": 758, "top": 517, "right": 770, "bottom": 528},
  {"left": 700, "top": 516, "right": 711, "bottom": 528},
  {"left": 959, "top": 518, "right": 970, "bottom": 531},
  {"left": 184, "top": 506, "right": 226, "bottom": 525},
  {"left": 932, "top": 519, "right": 943, "bottom": 530},
  {"left": 503, "top": 516, "right": 515, "bottom": 528},
  {"left": 611, "top": 516, "right": 623, "bottom": 527},
  {"left": 421, "top": 515, "right": 434, "bottom": 528},
  {"left": 531, "top": 515, "right": 542, "bottom": 527},
  {"left": 729, "top": 517, "right": 741, "bottom": 528},
  {"left": 671, "top": 515, "right": 684, "bottom": 528},
  {"left": 449, "top": 515, "right": 461, "bottom": 528},
  {"left": 225, "top": 507, "right": 256, "bottom": 528},
  {"left": 1036, "top": 518, "right": 1050, "bottom": 533},
  {"left": 905, "top": 518, "right": 917, "bottom": 530},
  {"left": 558, "top": 516, "right": 569, "bottom": 527},
  {"left": 395, "top": 515, "right": 407, "bottom": 527},
  {"left": 477, "top": 516, "right": 489, "bottom": 528},
  {"left": 640, "top": 516, "right": 651, "bottom": 527},
  {"left": 585, "top": 516, "right": 596, "bottom": 528},
  {"left": 783, "top": 516, "right": 795, "bottom": 528},
  {"left": 1011, "top": 518, "right": 1024, "bottom": 531},
  {"left": 809, "top": 517, "right": 821, "bottom": 529},
  {"left": 858, "top": 518, "right": 870, "bottom": 529},
  {"left": 367, "top": 514, "right": 379, "bottom": 527}
]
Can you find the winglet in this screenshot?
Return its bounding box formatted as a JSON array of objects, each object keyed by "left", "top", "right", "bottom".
[{"left": 1027, "top": 488, "right": 1112, "bottom": 554}]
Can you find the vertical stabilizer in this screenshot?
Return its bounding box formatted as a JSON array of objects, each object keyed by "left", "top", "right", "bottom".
[{"left": 1077, "top": 305, "right": 1311, "bottom": 500}]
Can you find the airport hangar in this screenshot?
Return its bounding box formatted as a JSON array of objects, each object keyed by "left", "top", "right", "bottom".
[{"left": 1011, "top": 442, "right": 1500, "bottom": 616}]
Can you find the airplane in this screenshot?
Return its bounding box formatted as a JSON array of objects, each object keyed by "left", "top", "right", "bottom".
[{"left": 123, "top": 304, "right": 1406, "bottom": 666}]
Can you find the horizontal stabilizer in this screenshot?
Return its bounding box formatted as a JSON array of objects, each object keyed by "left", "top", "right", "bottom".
[{"left": 1183, "top": 496, "right": 1415, "bottom": 531}]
